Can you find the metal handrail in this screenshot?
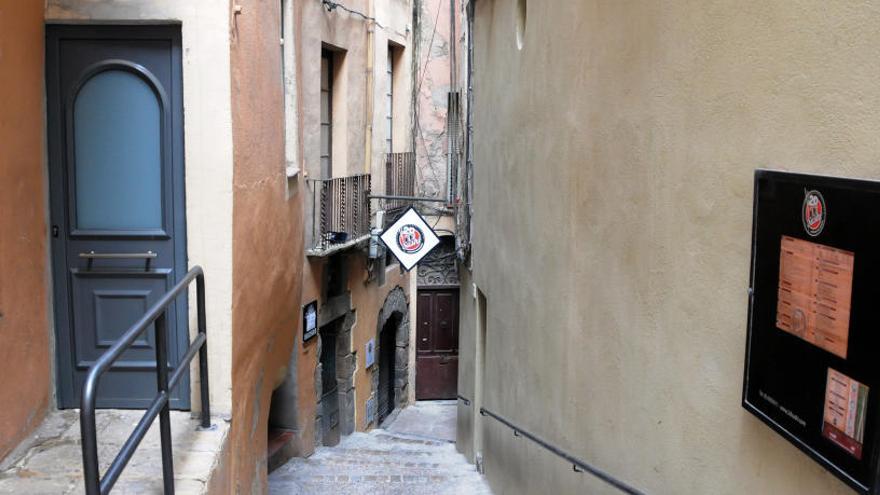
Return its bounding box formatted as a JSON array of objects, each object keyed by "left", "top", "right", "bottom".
[
  {"left": 479, "top": 407, "right": 646, "bottom": 495},
  {"left": 81, "top": 266, "right": 211, "bottom": 495}
]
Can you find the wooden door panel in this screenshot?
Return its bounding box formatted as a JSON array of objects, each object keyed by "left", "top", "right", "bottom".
[
  {"left": 433, "top": 292, "right": 456, "bottom": 352},
  {"left": 417, "top": 292, "right": 433, "bottom": 352},
  {"left": 415, "top": 289, "right": 460, "bottom": 400},
  {"left": 416, "top": 355, "right": 459, "bottom": 400}
]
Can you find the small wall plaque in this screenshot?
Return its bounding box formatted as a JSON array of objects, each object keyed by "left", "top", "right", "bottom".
[
  {"left": 303, "top": 301, "right": 317, "bottom": 342},
  {"left": 365, "top": 338, "right": 376, "bottom": 368}
]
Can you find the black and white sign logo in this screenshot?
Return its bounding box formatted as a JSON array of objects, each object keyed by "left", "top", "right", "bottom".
[
  {"left": 381, "top": 207, "right": 440, "bottom": 271},
  {"left": 397, "top": 224, "right": 425, "bottom": 254}
]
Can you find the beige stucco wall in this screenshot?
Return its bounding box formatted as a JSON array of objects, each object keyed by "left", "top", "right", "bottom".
[
  {"left": 296, "top": 0, "right": 413, "bottom": 183},
  {"left": 46, "top": 0, "right": 235, "bottom": 415},
  {"left": 459, "top": 1, "right": 880, "bottom": 494}
]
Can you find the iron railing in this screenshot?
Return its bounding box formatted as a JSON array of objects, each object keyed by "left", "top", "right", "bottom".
[
  {"left": 81, "top": 266, "right": 210, "bottom": 495},
  {"left": 479, "top": 407, "right": 645, "bottom": 495},
  {"left": 310, "top": 174, "right": 372, "bottom": 252},
  {"left": 385, "top": 152, "right": 416, "bottom": 217}
]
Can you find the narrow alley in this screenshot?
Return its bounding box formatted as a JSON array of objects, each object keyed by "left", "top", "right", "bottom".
[
  {"left": 268, "top": 402, "right": 489, "bottom": 495},
  {"left": 8, "top": 1, "right": 880, "bottom": 494}
]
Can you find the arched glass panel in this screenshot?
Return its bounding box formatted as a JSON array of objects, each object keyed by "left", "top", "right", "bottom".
[{"left": 74, "top": 69, "right": 162, "bottom": 230}]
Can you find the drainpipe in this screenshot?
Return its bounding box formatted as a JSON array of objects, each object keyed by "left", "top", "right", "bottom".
[{"left": 364, "top": 0, "right": 376, "bottom": 175}]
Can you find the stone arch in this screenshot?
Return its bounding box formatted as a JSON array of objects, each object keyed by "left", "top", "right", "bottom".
[{"left": 369, "top": 286, "right": 410, "bottom": 426}]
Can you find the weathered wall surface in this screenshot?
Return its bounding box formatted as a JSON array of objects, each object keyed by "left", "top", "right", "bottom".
[
  {"left": 415, "top": 0, "right": 459, "bottom": 199},
  {"left": 46, "top": 0, "right": 236, "bottom": 415},
  {"left": 460, "top": 1, "right": 880, "bottom": 494},
  {"left": 0, "top": 0, "right": 50, "bottom": 462},
  {"left": 229, "top": 0, "right": 304, "bottom": 492}
]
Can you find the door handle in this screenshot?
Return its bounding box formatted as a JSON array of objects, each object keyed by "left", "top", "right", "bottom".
[
  {"left": 79, "top": 251, "right": 157, "bottom": 259},
  {"left": 79, "top": 251, "right": 157, "bottom": 270}
]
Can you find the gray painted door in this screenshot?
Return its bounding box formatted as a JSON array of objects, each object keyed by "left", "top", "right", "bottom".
[{"left": 47, "top": 25, "right": 189, "bottom": 409}]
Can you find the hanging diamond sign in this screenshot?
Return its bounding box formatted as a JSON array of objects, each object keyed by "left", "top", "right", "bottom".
[{"left": 380, "top": 207, "right": 441, "bottom": 272}]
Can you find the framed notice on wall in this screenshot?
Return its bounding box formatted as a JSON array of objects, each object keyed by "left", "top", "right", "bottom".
[
  {"left": 303, "top": 301, "right": 318, "bottom": 342},
  {"left": 743, "top": 170, "right": 880, "bottom": 494}
]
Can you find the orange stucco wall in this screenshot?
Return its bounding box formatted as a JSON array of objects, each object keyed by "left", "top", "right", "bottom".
[
  {"left": 295, "top": 256, "right": 409, "bottom": 456},
  {"left": 0, "top": 1, "right": 50, "bottom": 462},
  {"left": 229, "top": 0, "right": 304, "bottom": 492}
]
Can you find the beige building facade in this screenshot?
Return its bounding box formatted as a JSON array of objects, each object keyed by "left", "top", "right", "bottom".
[{"left": 456, "top": 1, "right": 880, "bottom": 494}]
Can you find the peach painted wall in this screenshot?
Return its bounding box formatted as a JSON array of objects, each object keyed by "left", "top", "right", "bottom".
[
  {"left": 0, "top": 0, "right": 51, "bottom": 462},
  {"left": 229, "top": 0, "right": 304, "bottom": 491}
]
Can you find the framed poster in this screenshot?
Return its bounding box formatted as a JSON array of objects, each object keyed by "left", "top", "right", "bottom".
[
  {"left": 743, "top": 169, "right": 880, "bottom": 494},
  {"left": 303, "top": 301, "right": 318, "bottom": 342}
]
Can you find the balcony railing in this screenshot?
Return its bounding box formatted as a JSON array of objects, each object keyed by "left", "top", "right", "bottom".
[
  {"left": 385, "top": 152, "right": 416, "bottom": 218},
  {"left": 309, "top": 174, "right": 371, "bottom": 255}
]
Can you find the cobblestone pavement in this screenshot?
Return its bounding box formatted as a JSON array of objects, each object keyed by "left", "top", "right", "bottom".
[{"left": 269, "top": 402, "right": 491, "bottom": 495}]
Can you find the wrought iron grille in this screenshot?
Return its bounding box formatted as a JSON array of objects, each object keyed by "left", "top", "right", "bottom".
[
  {"left": 311, "top": 174, "right": 371, "bottom": 252},
  {"left": 385, "top": 152, "right": 416, "bottom": 217}
]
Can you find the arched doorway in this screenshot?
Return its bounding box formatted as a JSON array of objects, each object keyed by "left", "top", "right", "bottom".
[
  {"left": 370, "top": 287, "right": 410, "bottom": 427},
  {"left": 378, "top": 313, "right": 400, "bottom": 423}
]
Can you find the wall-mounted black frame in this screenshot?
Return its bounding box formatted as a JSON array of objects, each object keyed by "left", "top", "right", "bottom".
[
  {"left": 303, "top": 300, "right": 318, "bottom": 342},
  {"left": 743, "top": 169, "right": 880, "bottom": 494}
]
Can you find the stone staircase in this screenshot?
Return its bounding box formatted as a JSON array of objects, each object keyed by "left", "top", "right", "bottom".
[{"left": 268, "top": 428, "right": 491, "bottom": 495}]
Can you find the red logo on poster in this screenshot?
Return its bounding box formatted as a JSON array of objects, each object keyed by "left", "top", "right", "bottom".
[
  {"left": 802, "top": 189, "right": 826, "bottom": 237},
  {"left": 397, "top": 224, "right": 424, "bottom": 254}
]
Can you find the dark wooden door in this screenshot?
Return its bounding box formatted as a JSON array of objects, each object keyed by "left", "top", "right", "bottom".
[
  {"left": 416, "top": 289, "right": 459, "bottom": 400},
  {"left": 47, "top": 25, "right": 189, "bottom": 409},
  {"left": 319, "top": 327, "right": 340, "bottom": 446},
  {"left": 377, "top": 322, "right": 396, "bottom": 423}
]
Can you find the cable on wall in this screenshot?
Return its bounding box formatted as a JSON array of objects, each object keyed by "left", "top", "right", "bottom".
[{"left": 321, "top": 0, "right": 388, "bottom": 30}]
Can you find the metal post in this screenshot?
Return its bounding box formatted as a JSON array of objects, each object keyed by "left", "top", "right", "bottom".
[
  {"left": 154, "top": 313, "right": 175, "bottom": 494},
  {"left": 80, "top": 383, "right": 100, "bottom": 495},
  {"left": 197, "top": 273, "right": 211, "bottom": 428}
]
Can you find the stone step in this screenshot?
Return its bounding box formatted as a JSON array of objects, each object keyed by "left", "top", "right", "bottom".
[
  {"left": 0, "top": 410, "right": 229, "bottom": 495},
  {"left": 268, "top": 402, "right": 492, "bottom": 495}
]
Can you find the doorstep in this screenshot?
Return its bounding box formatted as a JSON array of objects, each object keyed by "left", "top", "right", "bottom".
[{"left": 0, "top": 409, "right": 229, "bottom": 495}]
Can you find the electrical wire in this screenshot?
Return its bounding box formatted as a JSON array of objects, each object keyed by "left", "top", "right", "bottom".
[
  {"left": 321, "top": 0, "right": 388, "bottom": 30},
  {"left": 416, "top": 0, "right": 444, "bottom": 99},
  {"left": 411, "top": 0, "right": 446, "bottom": 196}
]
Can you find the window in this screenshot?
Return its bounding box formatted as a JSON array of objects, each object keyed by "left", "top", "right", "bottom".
[
  {"left": 320, "top": 51, "right": 333, "bottom": 179},
  {"left": 386, "top": 46, "right": 393, "bottom": 153}
]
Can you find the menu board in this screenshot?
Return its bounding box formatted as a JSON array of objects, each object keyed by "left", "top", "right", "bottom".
[
  {"left": 776, "top": 236, "right": 854, "bottom": 359},
  {"left": 743, "top": 170, "right": 880, "bottom": 495},
  {"left": 823, "top": 368, "right": 869, "bottom": 459}
]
